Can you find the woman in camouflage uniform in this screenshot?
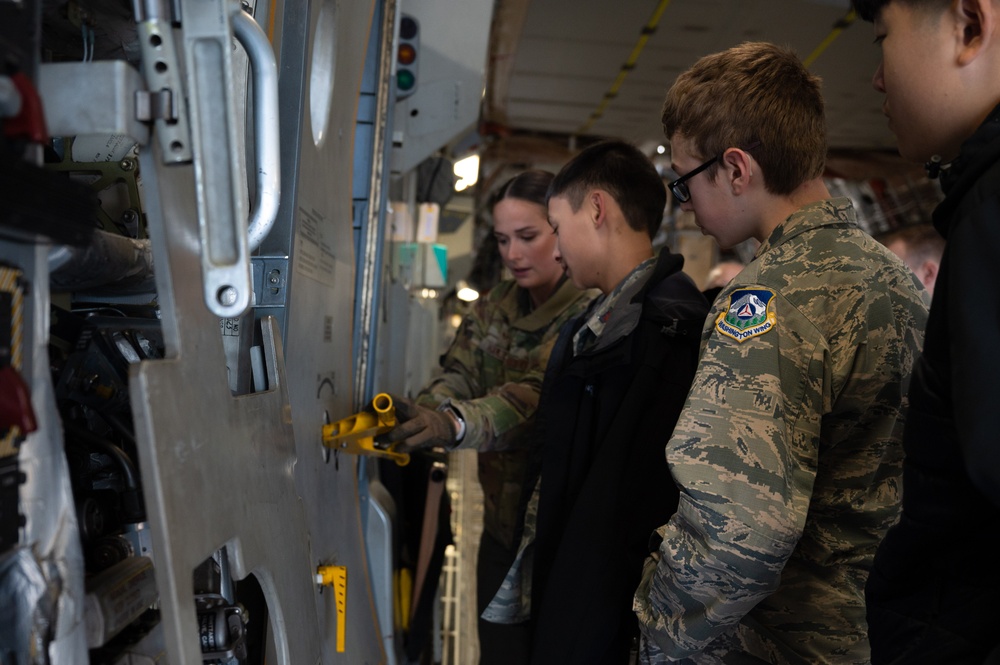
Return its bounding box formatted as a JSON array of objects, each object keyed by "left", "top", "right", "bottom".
[{"left": 383, "top": 170, "right": 594, "bottom": 664}]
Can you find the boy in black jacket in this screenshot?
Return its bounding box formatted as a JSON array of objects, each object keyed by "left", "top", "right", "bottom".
[
  {"left": 527, "top": 140, "right": 709, "bottom": 664},
  {"left": 854, "top": 1, "right": 1000, "bottom": 662}
]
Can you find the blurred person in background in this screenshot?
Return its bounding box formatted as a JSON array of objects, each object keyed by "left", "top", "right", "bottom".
[
  {"left": 700, "top": 258, "right": 745, "bottom": 303},
  {"left": 877, "top": 223, "right": 944, "bottom": 296}
]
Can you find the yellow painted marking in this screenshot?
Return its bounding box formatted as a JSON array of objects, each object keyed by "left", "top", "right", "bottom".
[{"left": 803, "top": 9, "right": 858, "bottom": 68}]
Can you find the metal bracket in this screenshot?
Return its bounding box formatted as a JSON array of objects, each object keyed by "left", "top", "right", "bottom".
[
  {"left": 251, "top": 257, "right": 289, "bottom": 308},
  {"left": 135, "top": 20, "right": 193, "bottom": 163},
  {"left": 134, "top": 88, "right": 176, "bottom": 123},
  {"left": 168, "top": 0, "right": 253, "bottom": 318}
]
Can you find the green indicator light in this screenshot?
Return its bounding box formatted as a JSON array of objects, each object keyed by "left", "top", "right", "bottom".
[{"left": 397, "top": 70, "right": 415, "bottom": 91}]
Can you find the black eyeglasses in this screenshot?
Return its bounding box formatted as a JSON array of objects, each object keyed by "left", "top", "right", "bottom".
[
  {"left": 668, "top": 156, "right": 717, "bottom": 203},
  {"left": 668, "top": 141, "right": 761, "bottom": 203}
]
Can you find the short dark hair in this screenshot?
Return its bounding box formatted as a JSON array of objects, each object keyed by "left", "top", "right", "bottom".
[
  {"left": 851, "top": 0, "right": 947, "bottom": 22},
  {"left": 547, "top": 140, "right": 665, "bottom": 239},
  {"left": 662, "top": 41, "right": 825, "bottom": 195},
  {"left": 491, "top": 169, "right": 555, "bottom": 210}
]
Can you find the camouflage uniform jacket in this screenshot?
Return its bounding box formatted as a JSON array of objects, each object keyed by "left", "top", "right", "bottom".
[
  {"left": 634, "top": 198, "right": 929, "bottom": 664},
  {"left": 416, "top": 277, "right": 593, "bottom": 548}
]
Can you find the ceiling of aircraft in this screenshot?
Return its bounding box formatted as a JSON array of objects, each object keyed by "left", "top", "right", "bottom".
[{"left": 480, "top": 0, "right": 909, "bottom": 179}]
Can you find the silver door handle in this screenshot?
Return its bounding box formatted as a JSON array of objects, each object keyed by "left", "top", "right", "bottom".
[{"left": 232, "top": 10, "right": 280, "bottom": 253}]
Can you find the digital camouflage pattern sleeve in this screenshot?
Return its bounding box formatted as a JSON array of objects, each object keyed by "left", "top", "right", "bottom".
[
  {"left": 416, "top": 279, "right": 592, "bottom": 452},
  {"left": 633, "top": 199, "right": 928, "bottom": 664}
]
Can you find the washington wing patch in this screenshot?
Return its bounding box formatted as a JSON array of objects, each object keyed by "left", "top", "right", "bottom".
[{"left": 715, "top": 288, "right": 777, "bottom": 343}]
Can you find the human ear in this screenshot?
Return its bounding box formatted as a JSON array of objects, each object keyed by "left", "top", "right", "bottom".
[
  {"left": 722, "top": 147, "right": 754, "bottom": 195},
  {"left": 956, "top": 0, "right": 994, "bottom": 65},
  {"left": 589, "top": 190, "right": 607, "bottom": 228},
  {"left": 921, "top": 260, "right": 940, "bottom": 290}
]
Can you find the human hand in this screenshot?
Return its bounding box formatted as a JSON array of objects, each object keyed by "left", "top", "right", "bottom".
[
  {"left": 377, "top": 394, "right": 459, "bottom": 453},
  {"left": 634, "top": 551, "right": 660, "bottom": 609}
]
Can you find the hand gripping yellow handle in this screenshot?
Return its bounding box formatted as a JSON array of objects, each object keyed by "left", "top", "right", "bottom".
[{"left": 321, "top": 393, "right": 410, "bottom": 466}]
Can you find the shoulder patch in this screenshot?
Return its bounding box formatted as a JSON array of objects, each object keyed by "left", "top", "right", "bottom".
[{"left": 715, "top": 288, "right": 777, "bottom": 343}]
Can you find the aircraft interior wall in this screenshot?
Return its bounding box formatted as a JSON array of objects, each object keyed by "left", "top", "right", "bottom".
[{"left": 0, "top": 0, "right": 946, "bottom": 663}]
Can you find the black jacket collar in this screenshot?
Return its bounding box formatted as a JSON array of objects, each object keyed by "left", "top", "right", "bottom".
[{"left": 935, "top": 102, "right": 1000, "bottom": 238}]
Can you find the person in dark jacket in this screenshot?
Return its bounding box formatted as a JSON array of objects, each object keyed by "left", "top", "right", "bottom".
[
  {"left": 527, "top": 140, "right": 709, "bottom": 664},
  {"left": 854, "top": 1, "right": 1000, "bottom": 662}
]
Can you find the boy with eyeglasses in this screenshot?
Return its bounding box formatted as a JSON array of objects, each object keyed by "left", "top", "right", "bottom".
[
  {"left": 632, "top": 42, "right": 928, "bottom": 663},
  {"left": 853, "top": 1, "right": 1000, "bottom": 662}
]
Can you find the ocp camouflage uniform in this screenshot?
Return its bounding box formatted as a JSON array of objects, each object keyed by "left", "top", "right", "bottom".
[
  {"left": 633, "top": 198, "right": 929, "bottom": 664},
  {"left": 415, "top": 277, "right": 594, "bottom": 551}
]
